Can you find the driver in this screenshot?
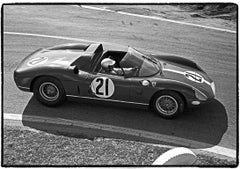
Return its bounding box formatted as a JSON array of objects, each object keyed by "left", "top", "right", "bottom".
[{"left": 101, "top": 58, "right": 136, "bottom": 76}]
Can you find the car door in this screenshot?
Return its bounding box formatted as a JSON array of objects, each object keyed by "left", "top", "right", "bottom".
[
  {"left": 128, "top": 77, "right": 157, "bottom": 104},
  {"left": 78, "top": 71, "right": 131, "bottom": 103}
]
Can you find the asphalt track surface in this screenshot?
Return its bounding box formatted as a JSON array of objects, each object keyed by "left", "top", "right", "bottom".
[{"left": 3, "top": 5, "right": 237, "bottom": 158}]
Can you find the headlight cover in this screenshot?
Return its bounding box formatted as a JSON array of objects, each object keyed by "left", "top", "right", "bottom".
[
  {"left": 210, "top": 82, "right": 216, "bottom": 96},
  {"left": 194, "top": 89, "right": 208, "bottom": 101}
]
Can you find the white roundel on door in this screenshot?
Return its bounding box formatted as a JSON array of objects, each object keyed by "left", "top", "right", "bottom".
[{"left": 90, "top": 77, "right": 115, "bottom": 98}]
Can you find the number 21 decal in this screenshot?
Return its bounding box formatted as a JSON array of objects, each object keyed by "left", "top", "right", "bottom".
[{"left": 91, "top": 77, "right": 115, "bottom": 98}]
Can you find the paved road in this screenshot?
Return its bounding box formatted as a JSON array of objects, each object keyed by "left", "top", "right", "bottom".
[{"left": 3, "top": 5, "right": 237, "bottom": 152}]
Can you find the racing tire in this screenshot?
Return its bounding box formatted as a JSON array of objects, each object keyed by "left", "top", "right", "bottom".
[
  {"left": 33, "top": 77, "right": 66, "bottom": 106},
  {"left": 152, "top": 91, "right": 184, "bottom": 119}
]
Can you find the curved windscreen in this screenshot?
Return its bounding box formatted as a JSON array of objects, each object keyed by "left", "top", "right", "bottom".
[{"left": 120, "top": 47, "right": 160, "bottom": 77}]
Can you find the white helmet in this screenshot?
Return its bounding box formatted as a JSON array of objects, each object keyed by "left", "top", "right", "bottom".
[{"left": 101, "top": 58, "right": 115, "bottom": 70}]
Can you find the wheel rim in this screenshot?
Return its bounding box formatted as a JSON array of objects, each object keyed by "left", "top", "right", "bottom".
[
  {"left": 39, "top": 82, "right": 59, "bottom": 101},
  {"left": 156, "top": 95, "right": 178, "bottom": 116}
]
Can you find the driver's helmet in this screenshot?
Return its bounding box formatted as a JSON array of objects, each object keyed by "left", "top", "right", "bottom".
[{"left": 101, "top": 58, "right": 116, "bottom": 71}]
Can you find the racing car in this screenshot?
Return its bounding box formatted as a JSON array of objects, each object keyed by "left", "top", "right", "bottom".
[{"left": 14, "top": 42, "right": 215, "bottom": 119}]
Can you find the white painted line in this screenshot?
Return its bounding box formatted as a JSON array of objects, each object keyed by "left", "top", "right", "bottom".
[
  {"left": 80, "top": 5, "right": 236, "bottom": 34},
  {"left": 4, "top": 32, "right": 126, "bottom": 49},
  {"left": 70, "top": 5, "right": 81, "bottom": 8},
  {"left": 201, "top": 146, "right": 236, "bottom": 159},
  {"left": 81, "top": 5, "right": 113, "bottom": 12},
  {"left": 4, "top": 113, "right": 22, "bottom": 121},
  {"left": 4, "top": 32, "right": 94, "bottom": 43},
  {"left": 4, "top": 113, "right": 236, "bottom": 159}
]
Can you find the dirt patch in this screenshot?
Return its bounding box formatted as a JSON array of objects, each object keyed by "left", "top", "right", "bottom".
[
  {"left": 179, "top": 4, "right": 237, "bottom": 21},
  {"left": 99, "top": 4, "right": 236, "bottom": 31},
  {"left": 3, "top": 125, "right": 236, "bottom": 166},
  {"left": 3, "top": 125, "right": 168, "bottom": 165}
]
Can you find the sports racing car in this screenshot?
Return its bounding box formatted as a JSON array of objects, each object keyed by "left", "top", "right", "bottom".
[{"left": 14, "top": 42, "right": 215, "bottom": 119}]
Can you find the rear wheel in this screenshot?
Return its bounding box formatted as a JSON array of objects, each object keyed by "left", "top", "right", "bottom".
[
  {"left": 152, "top": 91, "right": 184, "bottom": 119},
  {"left": 33, "top": 77, "right": 66, "bottom": 106}
]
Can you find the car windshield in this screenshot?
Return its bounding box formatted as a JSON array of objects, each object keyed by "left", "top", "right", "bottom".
[{"left": 120, "top": 47, "right": 161, "bottom": 77}]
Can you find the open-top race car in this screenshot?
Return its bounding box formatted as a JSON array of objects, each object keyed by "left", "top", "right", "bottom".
[{"left": 14, "top": 42, "right": 215, "bottom": 119}]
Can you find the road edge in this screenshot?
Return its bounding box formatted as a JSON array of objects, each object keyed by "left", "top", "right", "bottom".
[{"left": 3, "top": 113, "right": 236, "bottom": 161}]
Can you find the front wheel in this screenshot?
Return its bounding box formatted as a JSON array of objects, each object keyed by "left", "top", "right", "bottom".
[
  {"left": 33, "top": 77, "right": 66, "bottom": 106},
  {"left": 152, "top": 91, "right": 184, "bottom": 119}
]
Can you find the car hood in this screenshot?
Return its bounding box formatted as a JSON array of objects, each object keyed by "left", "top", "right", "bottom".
[
  {"left": 162, "top": 60, "right": 212, "bottom": 81},
  {"left": 151, "top": 54, "right": 214, "bottom": 96}
]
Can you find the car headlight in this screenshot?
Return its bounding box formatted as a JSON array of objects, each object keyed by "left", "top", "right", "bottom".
[
  {"left": 194, "top": 89, "right": 208, "bottom": 101},
  {"left": 210, "top": 82, "right": 216, "bottom": 96}
]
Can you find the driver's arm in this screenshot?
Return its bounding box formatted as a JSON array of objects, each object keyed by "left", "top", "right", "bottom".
[
  {"left": 123, "top": 68, "right": 135, "bottom": 71},
  {"left": 112, "top": 68, "right": 124, "bottom": 75}
]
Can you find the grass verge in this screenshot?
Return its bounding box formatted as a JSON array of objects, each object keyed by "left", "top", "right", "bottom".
[{"left": 3, "top": 125, "right": 236, "bottom": 166}]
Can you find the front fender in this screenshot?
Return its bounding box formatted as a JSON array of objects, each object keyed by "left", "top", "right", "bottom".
[{"left": 154, "top": 79, "right": 196, "bottom": 101}]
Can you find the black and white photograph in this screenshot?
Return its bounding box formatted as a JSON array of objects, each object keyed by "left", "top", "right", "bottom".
[{"left": 2, "top": 2, "right": 238, "bottom": 166}]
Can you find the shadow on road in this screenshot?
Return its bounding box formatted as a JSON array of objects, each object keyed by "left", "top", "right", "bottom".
[{"left": 22, "top": 97, "right": 228, "bottom": 149}]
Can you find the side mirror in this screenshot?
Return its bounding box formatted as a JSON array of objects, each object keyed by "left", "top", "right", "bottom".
[{"left": 69, "top": 65, "right": 79, "bottom": 74}]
